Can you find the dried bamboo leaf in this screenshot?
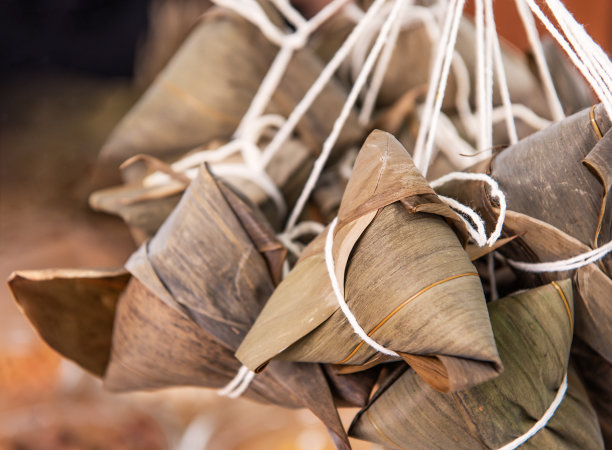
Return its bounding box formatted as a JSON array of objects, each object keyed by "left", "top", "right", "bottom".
[
  {"left": 490, "top": 104, "right": 611, "bottom": 257},
  {"left": 489, "top": 208, "right": 612, "bottom": 442},
  {"left": 89, "top": 183, "right": 183, "bottom": 244},
  {"left": 349, "top": 281, "right": 604, "bottom": 449},
  {"left": 96, "top": 7, "right": 362, "bottom": 183},
  {"left": 435, "top": 102, "right": 612, "bottom": 441},
  {"left": 323, "top": 364, "right": 381, "bottom": 408},
  {"left": 8, "top": 268, "right": 129, "bottom": 376},
  {"left": 237, "top": 130, "right": 500, "bottom": 393},
  {"left": 572, "top": 337, "right": 612, "bottom": 448}
]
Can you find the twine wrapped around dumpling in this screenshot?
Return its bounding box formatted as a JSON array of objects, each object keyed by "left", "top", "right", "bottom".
[
  {"left": 95, "top": 6, "right": 362, "bottom": 185},
  {"left": 349, "top": 280, "right": 604, "bottom": 449},
  {"left": 237, "top": 130, "right": 502, "bottom": 393}
]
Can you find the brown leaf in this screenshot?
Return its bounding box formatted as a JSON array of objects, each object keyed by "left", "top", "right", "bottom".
[
  {"left": 237, "top": 130, "right": 500, "bottom": 393},
  {"left": 8, "top": 268, "right": 129, "bottom": 377},
  {"left": 349, "top": 281, "right": 604, "bottom": 449}
]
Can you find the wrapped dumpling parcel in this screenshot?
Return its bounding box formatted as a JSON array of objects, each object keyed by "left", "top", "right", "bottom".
[
  {"left": 349, "top": 280, "right": 604, "bottom": 449},
  {"left": 237, "top": 130, "right": 502, "bottom": 393}
]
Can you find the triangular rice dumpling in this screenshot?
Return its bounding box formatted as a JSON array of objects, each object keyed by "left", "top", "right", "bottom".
[
  {"left": 349, "top": 280, "right": 604, "bottom": 449},
  {"left": 102, "top": 165, "right": 353, "bottom": 448},
  {"left": 434, "top": 104, "right": 611, "bottom": 447},
  {"left": 237, "top": 130, "right": 501, "bottom": 393},
  {"left": 435, "top": 104, "right": 612, "bottom": 363}
]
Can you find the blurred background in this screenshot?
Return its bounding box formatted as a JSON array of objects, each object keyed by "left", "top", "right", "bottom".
[{"left": 0, "top": 0, "right": 610, "bottom": 448}]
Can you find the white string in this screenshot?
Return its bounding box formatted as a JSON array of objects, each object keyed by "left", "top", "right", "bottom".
[
  {"left": 497, "top": 373, "right": 568, "bottom": 450},
  {"left": 546, "top": 0, "right": 612, "bottom": 95},
  {"left": 233, "top": 0, "right": 351, "bottom": 137},
  {"left": 431, "top": 172, "right": 507, "bottom": 246},
  {"left": 347, "top": 1, "right": 484, "bottom": 149},
  {"left": 437, "top": 194, "right": 488, "bottom": 247},
  {"left": 484, "top": 0, "right": 495, "bottom": 153},
  {"left": 475, "top": 0, "right": 487, "bottom": 151},
  {"left": 217, "top": 365, "right": 257, "bottom": 398},
  {"left": 284, "top": 0, "right": 406, "bottom": 232},
  {"left": 277, "top": 221, "right": 325, "bottom": 259},
  {"left": 208, "top": 164, "right": 287, "bottom": 218},
  {"left": 142, "top": 115, "right": 288, "bottom": 218},
  {"left": 433, "top": 111, "right": 483, "bottom": 170},
  {"left": 545, "top": 2, "right": 612, "bottom": 125},
  {"left": 272, "top": 0, "right": 306, "bottom": 28},
  {"left": 325, "top": 217, "right": 400, "bottom": 358},
  {"left": 412, "top": 0, "right": 466, "bottom": 175},
  {"left": 260, "top": 0, "right": 389, "bottom": 168},
  {"left": 522, "top": 0, "right": 612, "bottom": 118},
  {"left": 514, "top": 0, "right": 565, "bottom": 122},
  {"left": 235, "top": 46, "right": 297, "bottom": 138},
  {"left": 144, "top": 114, "right": 284, "bottom": 181},
  {"left": 217, "top": 365, "right": 248, "bottom": 395},
  {"left": 358, "top": 0, "right": 409, "bottom": 126},
  {"left": 507, "top": 240, "right": 612, "bottom": 273},
  {"left": 492, "top": 104, "right": 552, "bottom": 131},
  {"left": 212, "top": 0, "right": 289, "bottom": 47}
]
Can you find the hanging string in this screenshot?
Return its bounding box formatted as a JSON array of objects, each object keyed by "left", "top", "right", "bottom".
[
  {"left": 412, "top": 0, "right": 466, "bottom": 175},
  {"left": 260, "top": 0, "right": 389, "bottom": 168},
  {"left": 514, "top": 0, "right": 565, "bottom": 122},
  {"left": 507, "top": 240, "right": 612, "bottom": 273},
  {"left": 489, "top": 0, "right": 518, "bottom": 144},
  {"left": 436, "top": 194, "right": 488, "bottom": 247},
  {"left": 217, "top": 365, "right": 256, "bottom": 399},
  {"left": 231, "top": 0, "right": 352, "bottom": 137},
  {"left": 522, "top": 0, "right": 612, "bottom": 118},
  {"left": 358, "top": 0, "right": 409, "bottom": 125},
  {"left": 142, "top": 115, "right": 288, "bottom": 217},
  {"left": 545, "top": 0, "right": 612, "bottom": 96},
  {"left": 284, "top": 0, "right": 406, "bottom": 231},
  {"left": 475, "top": 0, "right": 487, "bottom": 151},
  {"left": 491, "top": 104, "right": 551, "bottom": 131},
  {"left": 433, "top": 111, "right": 488, "bottom": 170},
  {"left": 484, "top": 0, "right": 495, "bottom": 152}
]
